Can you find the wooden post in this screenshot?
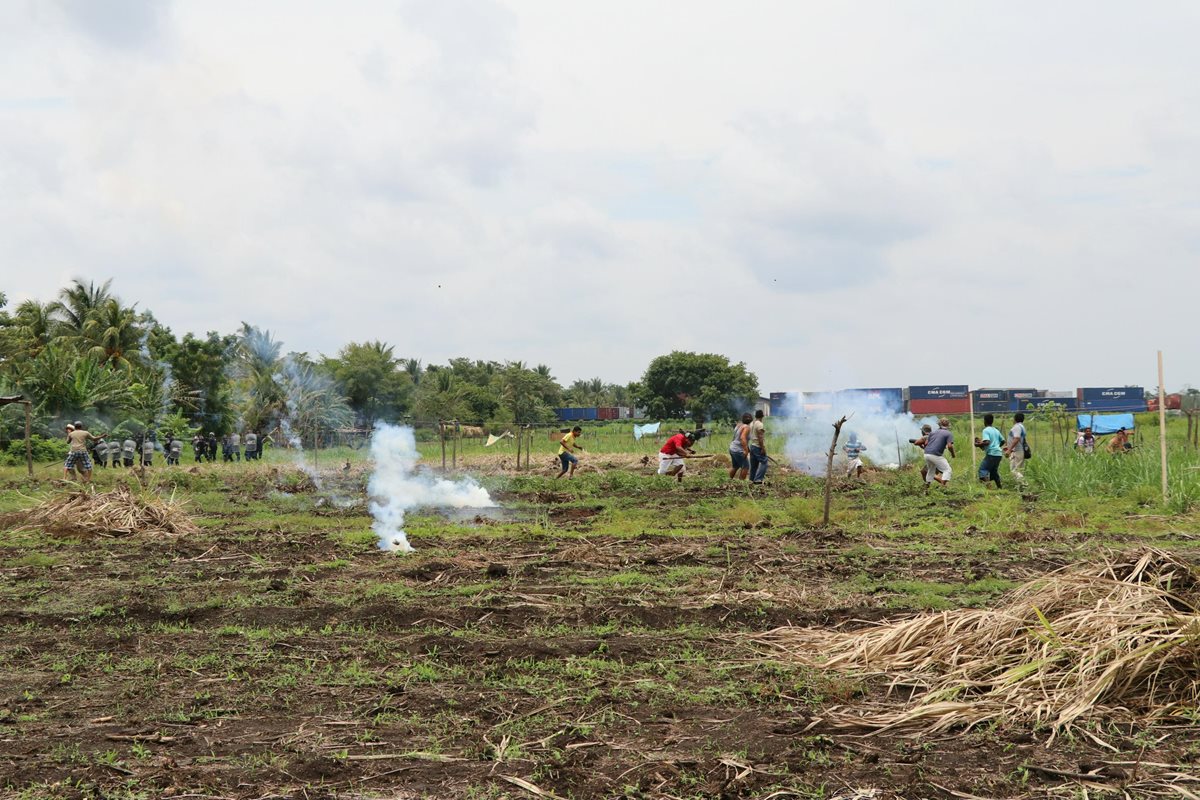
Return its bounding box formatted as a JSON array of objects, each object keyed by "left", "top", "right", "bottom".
[
  {"left": 823, "top": 416, "right": 848, "bottom": 527},
  {"left": 451, "top": 420, "right": 458, "bottom": 470},
  {"left": 1158, "top": 351, "right": 1168, "bottom": 504},
  {"left": 23, "top": 401, "right": 32, "bottom": 478},
  {"left": 515, "top": 423, "right": 522, "bottom": 470},
  {"left": 969, "top": 394, "right": 977, "bottom": 490},
  {"left": 440, "top": 420, "right": 447, "bottom": 471}
]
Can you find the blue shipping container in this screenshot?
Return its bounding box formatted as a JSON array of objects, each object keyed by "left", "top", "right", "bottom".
[
  {"left": 769, "top": 398, "right": 789, "bottom": 417},
  {"left": 581, "top": 407, "right": 599, "bottom": 421},
  {"left": 1027, "top": 397, "right": 1079, "bottom": 412},
  {"left": 848, "top": 387, "right": 904, "bottom": 412},
  {"left": 1080, "top": 398, "right": 1147, "bottom": 412},
  {"left": 909, "top": 385, "right": 970, "bottom": 401},
  {"left": 1079, "top": 387, "right": 1143, "bottom": 403}
]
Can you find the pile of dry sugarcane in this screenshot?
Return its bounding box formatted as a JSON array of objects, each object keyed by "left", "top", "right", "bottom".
[
  {"left": 749, "top": 549, "right": 1200, "bottom": 738},
  {"left": 4, "top": 483, "right": 198, "bottom": 538}
]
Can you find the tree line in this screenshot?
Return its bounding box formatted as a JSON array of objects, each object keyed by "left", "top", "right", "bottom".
[{"left": 0, "top": 280, "right": 759, "bottom": 454}]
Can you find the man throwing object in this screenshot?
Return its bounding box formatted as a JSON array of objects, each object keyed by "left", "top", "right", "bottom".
[{"left": 658, "top": 430, "right": 700, "bottom": 483}]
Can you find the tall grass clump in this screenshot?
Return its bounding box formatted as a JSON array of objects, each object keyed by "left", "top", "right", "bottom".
[
  {"left": 749, "top": 550, "right": 1200, "bottom": 738},
  {"left": 1026, "top": 444, "right": 1200, "bottom": 507}
]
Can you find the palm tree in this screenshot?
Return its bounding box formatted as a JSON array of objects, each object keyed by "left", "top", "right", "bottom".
[
  {"left": 50, "top": 278, "right": 114, "bottom": 339},
  {"left": 403, "top": 358, "right": 422, "bottom": 386},
  {"left": 81, "top": 299, "right": 143, "bottom": 371},
  {"left": 0, "top": 300, "right": 55, "bottom": 363}
]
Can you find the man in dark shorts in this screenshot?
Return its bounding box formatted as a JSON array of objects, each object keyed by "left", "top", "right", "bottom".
[{"left": 556, "top": 426, "right": 583, "bottom": 479}]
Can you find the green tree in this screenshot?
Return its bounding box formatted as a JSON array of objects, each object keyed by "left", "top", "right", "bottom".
[
  {"left": 49, "top": 278, "right": 114, "bottom": 340},
  {"left": 80, "top": 298, "right": 143, "bottom": 371},
  {"left": 497, "top": 362, "right": 562, "bottom": 423},
  {"left": 633, "top": 351, "right": 758, "bottom": 423},
  {"left": 0, "top": 299, "right": 55, "bottom": 367},
  {"left": 322, "top": 341, "right": 413, "bottom": 427},
  {"left": 162, "top": 331, "right": 237, "bottom": 432}
]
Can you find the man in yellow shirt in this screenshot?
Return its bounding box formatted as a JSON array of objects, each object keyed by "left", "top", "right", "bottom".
[{"left": 556, "top": 426, "right": 584, "bottom": 480}]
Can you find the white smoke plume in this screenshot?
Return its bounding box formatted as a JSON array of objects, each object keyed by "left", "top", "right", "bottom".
[
  {"left": 368, "top": 423, "right": 495, "bottom": 553},
  {"left": 777, "top": 391, "right": 937, "bottom": 476}
]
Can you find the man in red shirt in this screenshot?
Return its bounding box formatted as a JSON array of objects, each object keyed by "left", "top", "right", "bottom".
[{"left": 658, "top": 431, "right": 697, "bottom": 482}]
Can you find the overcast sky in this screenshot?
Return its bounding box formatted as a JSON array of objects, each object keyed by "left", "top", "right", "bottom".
[{"left": 3, "top": 1, "right": 1197, "bottom": 394}]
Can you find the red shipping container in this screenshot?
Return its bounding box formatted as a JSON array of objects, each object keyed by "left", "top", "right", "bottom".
[
  {"left": 909, "top": 398, "right": 972, "bottom": 415},
  {"left": 597, "top": 406, "right": 619, "bottom": 421}
]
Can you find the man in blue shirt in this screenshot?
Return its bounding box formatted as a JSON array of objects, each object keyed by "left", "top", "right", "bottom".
[
  {"left": 923, "top": 418, "right": 956, "bottom": 490},
  {"left": 974, "top": 413, "right": 1004, "bottom": 489}
]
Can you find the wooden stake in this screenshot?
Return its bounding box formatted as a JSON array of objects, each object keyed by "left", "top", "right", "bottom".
[
  {"left": 24, "top": 401, "right": 32, "bottom": 478},
  {"left": 1158, "top": 351, "right": 1169, "bottom": 504},
  {"left": 440, "top": 421, "right": 447, "bottom": 471},
  {"left": 823, "top": 415, "right": 848, "bottom": 527},
  {"left": 968, "top": 393, "right": 977, "bottom": 489}
]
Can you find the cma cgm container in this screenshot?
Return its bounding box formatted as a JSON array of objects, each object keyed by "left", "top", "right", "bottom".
[
  {"left": 908, "top": 385, "right": 971, "bottom": 415},
  {"left": 847, "top": 387, "right": 904, "bottom": 413},
  {"left": 1077, "top": 387, "right": 1146, "bottom": 412}
]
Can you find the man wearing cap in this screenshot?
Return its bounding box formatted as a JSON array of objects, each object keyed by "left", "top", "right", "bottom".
[
  {"left": 64, "top": 421, "right": 105, "bottom": 483},
  {"left": 923, "top": 418, "right": 956, "bottom": 490},
  {"left": 658, "top": 430, "right": 697, "bottom": 483}
]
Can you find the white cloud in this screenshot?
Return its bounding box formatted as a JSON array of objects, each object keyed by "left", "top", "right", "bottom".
[{"left": 1, "top": 1, "right": 1198, "bottom": 394}]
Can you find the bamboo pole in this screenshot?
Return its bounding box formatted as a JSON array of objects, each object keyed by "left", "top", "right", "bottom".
[
  {"left": 440, "top": 420, "right": 446, "bottom": 471},
  {"left": 823, "top": 416, "right": 848, "bottom": 526},
  {"left": 1158, "top": 351, "right": 1168, "bottom": 504}
]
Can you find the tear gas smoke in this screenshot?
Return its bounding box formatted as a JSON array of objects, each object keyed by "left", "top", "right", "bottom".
[
  {"left": 776, "top": 391, "right": 937, "bottom": 476},
  {"left": 368, "top": 423, "right": 495, "bottom": 553}
]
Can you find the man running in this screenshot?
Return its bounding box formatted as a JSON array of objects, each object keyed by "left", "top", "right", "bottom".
[
  {"left": 556, "top": 426, "right": 584, "bottom": 480},
  {"left": 64, "top": 421, "right": 105, "bottom": 483},
  {"left": 843, "top": 432, "right": 868, "bottom": 478},
  {"left": 923, "top": 418, "right": 956, "bottom": 490},
  {"left": 974, "top": 413, "right": 1003, "bottom": 489}
]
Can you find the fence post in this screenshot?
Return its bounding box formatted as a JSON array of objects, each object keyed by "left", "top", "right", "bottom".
[
  {"left": 1158, "top": 351, "right": 1168, "bottom": 504},
  {"left": 440, "top": 420, "right": 446, "bottom": 471}
]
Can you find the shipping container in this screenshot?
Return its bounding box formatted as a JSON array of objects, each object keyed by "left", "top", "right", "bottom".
[
  {"left": 597, "top": 407, "right": 619, "bottom": 421},
  {"left": 846, "top": 387, "right": 905, "bottom": 413},
  {"left": 908, "top": 385, "right": 970, "bottom": 401},
  {"left": 971, "top": 389, "right": 1009, "bottom": 414},
  {"left": 1147, "top": 394, "right": 1182, "bottom": 412},
  {"left": 1028, "top": 396, "right": 1079, "bottom": 412},
  {"left": 909, "top": 397, "right": 972, "bottom": 415},
  {"left": 618, "top": 406, "right": 632, "bottom": 420},
  {"left": 1077, "top": 387, "right": 1146, "bottom": 412},
  {"left": 581, "top": 407, "right": 599, "bottom": 421},
  {"left": 769, "top": 391, "right": 793, "bottom": 417}
]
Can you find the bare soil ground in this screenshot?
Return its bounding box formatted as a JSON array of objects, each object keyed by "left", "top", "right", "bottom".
[{"left": 1, "top": 467, "right": 1198, "bottom": 799}]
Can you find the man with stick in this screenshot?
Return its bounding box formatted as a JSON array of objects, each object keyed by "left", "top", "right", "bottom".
[
  {"left": 555, "top": 426, "right": 584, "bottom": 480},
  {"left": 658, "top": 430, "right": 707, "bottom": 482},
  {"left": 748, "top": 409, "right": 769, "bottom": 484},
  {"left": 923, "top": 418, "right": 956, "bottom": 491},
  {"left": 64, "top": 421, "right": 105, "bottom": 483}
]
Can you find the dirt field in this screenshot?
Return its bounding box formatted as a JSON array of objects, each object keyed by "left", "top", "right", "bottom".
[{"left": 1, "top": 461, "right": 1199, "bottom": 799}]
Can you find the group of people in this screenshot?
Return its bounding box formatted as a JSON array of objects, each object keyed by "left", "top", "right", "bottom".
[
  {"left": 62, "top": 422, "right": 268, "bottom": 482},
  {"left": 1075, "top": 426, "right": 1132, "bottom": 455},
  {"left": 909, "top": 412, "right": 1029, "bottom": 491},
  {"left": 190, "top": 431, "right": 264, "bottom": 463},
  {"left": 727, "top": 410, "right": 769, "bottom": 483}
]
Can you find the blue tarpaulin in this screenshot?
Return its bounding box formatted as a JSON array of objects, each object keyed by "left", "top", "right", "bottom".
[
  {"left": 633, "top": 422, "right": 661, "bottom": 440},
  {"left": 1077, "top": 413, "right": 1135, "bottom": 435}
]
